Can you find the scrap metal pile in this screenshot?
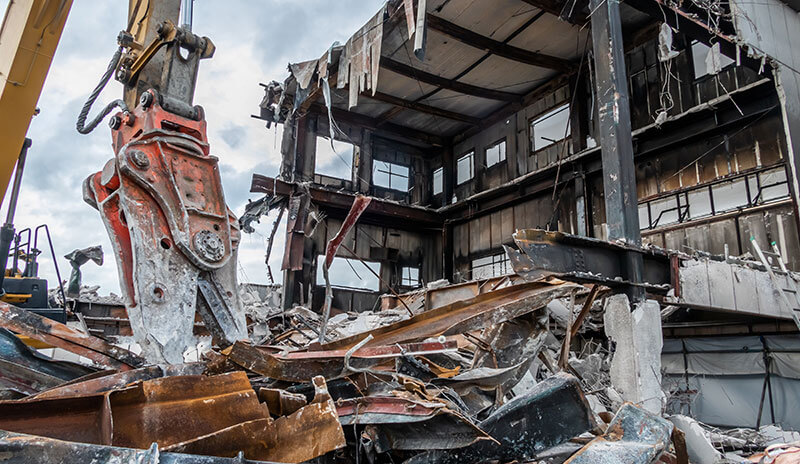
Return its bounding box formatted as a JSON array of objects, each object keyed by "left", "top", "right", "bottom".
[
  {"left": 0, "top": 273, "right": 688, "bottom": 464},
  {"left": 0, "top": 261, "right": 796, "bottom": 462}
]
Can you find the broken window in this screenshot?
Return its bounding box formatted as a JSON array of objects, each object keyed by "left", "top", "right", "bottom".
[
  {"left": 400, "top": 267, "right": 420, "bottom": 287},
  {"left": 471, "top": 253, "right": 511, "bottom": 280},
  {"left": 486, "top": 139, "right": 507, "bottom": 167},
  {"left": 530, "top": 105, "right": 570, "bottom": 152},
  {"left": 691, "top": 40, "right": 734, "bottom": 79},
  {"left": 649, "top": 196, "right": 681, "bottom": 228},
  {"left": 373, "top": 160, "right": 409, "bottom": 191},
  {"left": 433, "top": 167, "right": 443, "bottom": 195},
  {"left": 457, "top": 151, "right": 474, "bottom": 184},
  {"left": 315, "top": 137, "right": 354, "bottom": 180},
  {"left": 750, "top": 167, "right": 790, "bottom": 204},
  {"left": 316, "top": 257, "right": 380, "bottom": 291}
]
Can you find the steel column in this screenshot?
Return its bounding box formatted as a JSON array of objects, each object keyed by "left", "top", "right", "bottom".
[{"left": 590, "top": 0, "right": 644, "bottom": 302}]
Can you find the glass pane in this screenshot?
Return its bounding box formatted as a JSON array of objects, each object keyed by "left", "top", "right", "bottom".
[
  {"left": 532, "top": 105, "right": 570, "bottom": 151},
  {"left": 457, "top": 152, "right": 473, "bottom": 184},
  {"left": 373, "top": 166, "right": 390, "bottom": 188},
  {"left": 638, "top": 203, "right": 650, "bottom": 229},
  {"left": 649, "top": 196, "right": 680, "bottom": 227},
  {"left": 317, "top": 257, "right": 380, "bottom": 291},
  {"left": 433, "top": 168, "right": 443, "bottom": 195},
  {"left": 687, "top": 189, "right": 712, "bottom": 219},
  {"left": 712, "top": 178, "right": 748, "bottom": 212},
  {"left": 315, "top": 137, "right": 354, "bottom": 179},
  {"left": 759, "top": 168, "right": 789, "bottom": 202},
  {"left": 486, "top": 141, "right": 506, "bottom": 167}
]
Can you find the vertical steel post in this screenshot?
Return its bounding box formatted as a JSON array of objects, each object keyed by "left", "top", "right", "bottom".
[{"left": 590, "top": 0, "right": 645, "bottom": 302}]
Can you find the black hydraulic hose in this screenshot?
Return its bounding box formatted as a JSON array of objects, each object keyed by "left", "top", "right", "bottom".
[{"left": 76, "top": 46, "right": 130, "bottom": 134}]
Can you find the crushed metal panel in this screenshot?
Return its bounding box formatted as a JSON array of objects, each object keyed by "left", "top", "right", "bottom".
[
  {"left": 407, "top": 373, "right": 596, "bottom": 463},
  {"left": 565, "top": 403, "right": 673, "bottom": 464},
  {"left": 319, "top": 280, "right": 581, "bottom": 350},
  {"left": 258, "top": 387, "right": 307, "bottom": 416},
  {"left": 0, "top": 328, "right": 95, "bottom": 396},
  {"left": 228, "top": 339, "right": 456, "bottom": 382},
  {"left": 337, "top": 395, "right": 491, "bottom": 451},
  {"left": 0, "top": 302, "right": 145, "bottom": 371},
  {"left": 0, "top": 430, "right": 281, "bottom": 464}
]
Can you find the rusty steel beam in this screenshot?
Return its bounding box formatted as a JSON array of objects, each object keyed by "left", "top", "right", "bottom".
[
  {"left": 319, "top": 280, "right": 582, "bottom": 350},
  {"left": 427, "top": 14, "right": 573, "bottom": 72},
  {"left": 0, "top": 372, "right": 269, "bottom": 449},
  {"left": 250, "top": 175, "right": 444, "bottom": 229},
  {"left": 227, "top": 339, "right": 457, "bottom": 382},
  {"left": 380, "top": 57, "right": 522, "bottom": 102},
  {"left": 0, "top": 302, "right": 145, "bottom": 371},
  {"left": 28, "top": 363, "right": 205, "bottom": 400}
]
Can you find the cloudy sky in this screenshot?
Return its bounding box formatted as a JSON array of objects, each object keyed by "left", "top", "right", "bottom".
[{"left": 0, "top": 0, "right": 383, "bottom": 296}]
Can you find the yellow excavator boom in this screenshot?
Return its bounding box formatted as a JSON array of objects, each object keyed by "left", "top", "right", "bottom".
[{"left": 0, "top": 0, "right": 73, "bottom": 206}]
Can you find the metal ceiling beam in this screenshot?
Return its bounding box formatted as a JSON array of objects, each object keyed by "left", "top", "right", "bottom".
[
  {"left": 518, "top": 0, "right": 588, "bottom": 24},
  {"left": 380, "top": 57, "right": 522, "bottom": 102},
  {"left": 426, "top": 14, "right": 574, "bottom": 73},
  {"left": 365, "top": 91, "right": 481, "bottom": 125}
]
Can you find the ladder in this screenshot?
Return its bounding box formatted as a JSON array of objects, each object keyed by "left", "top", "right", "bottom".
[{"left": 750, "top": 237, "right": 800, "bottom": 331}]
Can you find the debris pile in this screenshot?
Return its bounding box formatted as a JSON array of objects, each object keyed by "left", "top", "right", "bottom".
[{"left": 0, "top": 272, "right": 797, "bottom": 462}]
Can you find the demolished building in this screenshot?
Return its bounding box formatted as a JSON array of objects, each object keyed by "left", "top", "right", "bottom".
[
  {"left": 1, "top": 0, "right": 800, "bottom": 462},
  {"left": 253, "top": 0, "right": 800, "bottom": 434}
]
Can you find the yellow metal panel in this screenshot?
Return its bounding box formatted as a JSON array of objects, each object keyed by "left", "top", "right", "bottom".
[
  {"left": 15, "top": 334, "right": 53, "bottom": 349},
  {"left": 0, "top": 0, "right": 74, "bottom": 206}
]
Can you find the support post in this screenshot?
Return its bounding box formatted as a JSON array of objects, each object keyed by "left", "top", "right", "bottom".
[{"left": 590, "top": 0, "right": 644, "bottom": 302}]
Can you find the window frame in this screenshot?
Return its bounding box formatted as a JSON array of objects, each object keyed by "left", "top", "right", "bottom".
[
  {"left": 456, "top": 150, "right": 475, "bottom": 185},
  {"left": 372, "top": 159, "right": 410, "bottom": 192},
  {"left": 530, "top": 104, "right": 571, "bottom": 153},
  {"left": 470, "top": 252, "right": 512, "bottom": 280},
  {"left": 433, "top": 167, "right": 444, "bottom": 196},
  {"left": 400, "top": 266, "right": 420, "bottom": 287},
  {"left": 314, "top": 136, "right": 356, "bottom": 180},
  {"left": 485, "top": 138, "right": 507, "bottom": 168}
]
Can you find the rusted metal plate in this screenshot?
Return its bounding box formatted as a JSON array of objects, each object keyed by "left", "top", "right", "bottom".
[
  {"left": 28, "top": 363, "right": 205, "bottom": 400},
  {"left": 565, "top": 402, "right": 673, "bottom": 464},
  {"left": 0, "top": 429, "right": 281, "bottom": 464},
  {"left": 0, "top": 371, "right": 268, "bottom": 449},
  {"left": 165, "top": 376, "right": 346, "bottom": 463},
  {"left": 228, "top": 340, "right": 456, "bottom": 382},
  {"left": 0, "top": 302, "right": 144, "bottom": 371},
  {"left": 258, "top": 388, "right": 307, "bottom": 416},
  {"left": 319, "top": 281, "right": 582, "bottom": 350}
]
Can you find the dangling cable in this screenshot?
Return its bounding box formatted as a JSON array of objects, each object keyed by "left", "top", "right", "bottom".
[{"left": 76, "top": 45, "right": 130, "bottom": 134}]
